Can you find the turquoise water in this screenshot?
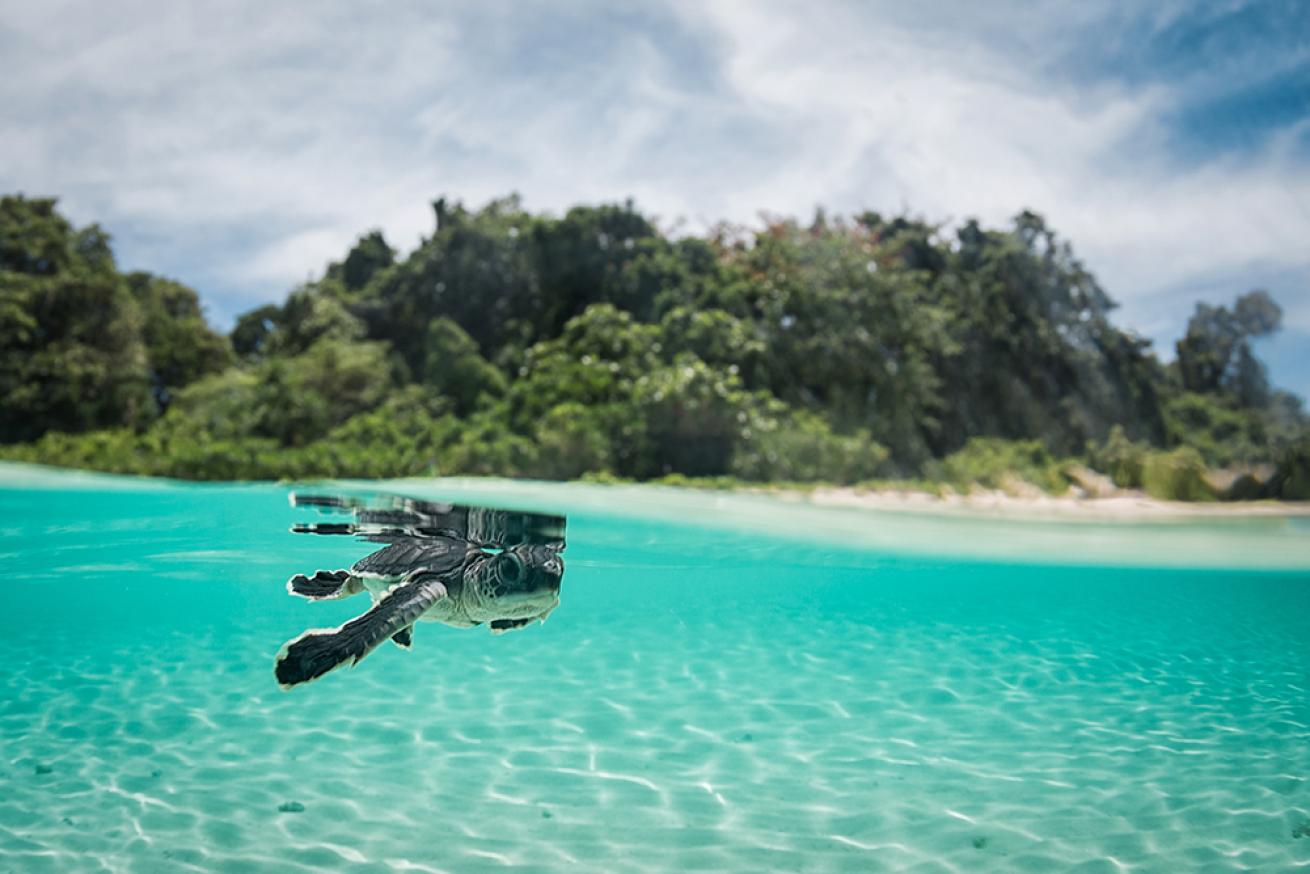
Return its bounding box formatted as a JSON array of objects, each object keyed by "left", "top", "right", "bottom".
[{"left": 3, "top": 469, "right": 1310, "bottom": 872}]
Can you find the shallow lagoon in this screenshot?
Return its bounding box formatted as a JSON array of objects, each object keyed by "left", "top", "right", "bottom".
[{"left": 2, "top": 467, "right": 1309, "bottom": 872}]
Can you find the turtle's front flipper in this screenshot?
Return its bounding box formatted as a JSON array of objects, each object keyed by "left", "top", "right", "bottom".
[
  {"left": 286, "top": 570, "right": 360, "bottom": 600},
  {"left": 275, "top": 572, "right": 447, "bottom": 689}
]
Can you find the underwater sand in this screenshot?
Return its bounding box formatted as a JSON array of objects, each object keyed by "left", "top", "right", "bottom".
[{"left": 2, "top": 467, "right": 1309, "bottom": 872}]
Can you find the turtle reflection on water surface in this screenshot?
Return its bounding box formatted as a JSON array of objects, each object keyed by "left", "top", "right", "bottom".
[{"left": 274, "top": 493, "right": 566, "bottom": 689}]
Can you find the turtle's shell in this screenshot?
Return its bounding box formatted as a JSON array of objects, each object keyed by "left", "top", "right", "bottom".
[{"left": 350, "top": 537, "right": 467, "bottom": 580}]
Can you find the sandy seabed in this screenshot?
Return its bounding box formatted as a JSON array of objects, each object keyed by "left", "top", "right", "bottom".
[
  {"left": 1, "top": 473, "right": 1309, "bottom": 872},
  {"left": 5, "top": 571, "right": 1310, "bottom": 872}
]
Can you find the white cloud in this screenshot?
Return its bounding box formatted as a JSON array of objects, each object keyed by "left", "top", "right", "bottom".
[
  {"left": 1, "top": 0, "right": 1307, "bottom": 392},
  {"left": 680, "top": 1, "right": 1310, "bottom": 334}
]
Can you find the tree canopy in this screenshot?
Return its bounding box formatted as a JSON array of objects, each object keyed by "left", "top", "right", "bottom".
[{"left": 1, "top": 192, "right": 1305, "bottom": 497}]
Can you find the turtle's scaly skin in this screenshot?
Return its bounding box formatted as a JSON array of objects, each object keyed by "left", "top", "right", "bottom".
[{"left": 452, "top": 543, "right": 564, "bottom": 625}]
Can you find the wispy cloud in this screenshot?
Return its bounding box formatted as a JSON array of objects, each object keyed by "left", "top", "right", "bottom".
[
  {"left": 2, "top": 0, "right": 1306, "bottom": 393},
  {"left": 681, "top": 2, "right": 1310, "bottom": 330}
]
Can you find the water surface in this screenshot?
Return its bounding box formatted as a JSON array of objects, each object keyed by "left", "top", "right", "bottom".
[{"left": 2, "top": 467, "right": 1309, "bottom": 872}]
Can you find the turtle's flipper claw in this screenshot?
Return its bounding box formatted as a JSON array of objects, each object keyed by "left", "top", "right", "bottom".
[
  {"left": 291, "top": 523, "right": 358, "bottom": 536},
  {"left": 287, "top": 570, "right": 357, "bottom": 600}
]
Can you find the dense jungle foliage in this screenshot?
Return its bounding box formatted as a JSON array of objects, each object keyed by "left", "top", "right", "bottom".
[{"left": 1, "top": 194, "right": 1306, "bottom": 499}]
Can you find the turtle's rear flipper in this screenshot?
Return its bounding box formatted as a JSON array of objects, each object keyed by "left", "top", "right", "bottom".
[
  {"left": 275, "top": 573, "right": 447, "bottom": 689},
  {"left": 286, "top": 570, "right": 359, "bottom": 600},
  {"left": 391, "top": 626, "right": 414, "bottom": 649}
]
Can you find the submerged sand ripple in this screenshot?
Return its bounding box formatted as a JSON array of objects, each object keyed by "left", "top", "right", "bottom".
[
  {"left": 1, "top": 481, "right": 1308, "bottom": 871},
  {"left": 3, "top": 575, "right": 1310, "bottom": 873}
]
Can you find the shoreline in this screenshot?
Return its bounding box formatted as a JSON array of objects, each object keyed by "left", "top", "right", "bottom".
[
  {"left": 3, "top": 459, "right": 1308, "bottom": 522},
  {"left": 786, "top": 485, "right": 1310, "bottom": 520},
  {"left": 6, "top": 461, "right": 1308, "bottom": 569}
]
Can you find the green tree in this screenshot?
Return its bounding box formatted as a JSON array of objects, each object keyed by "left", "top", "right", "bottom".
[
  {"left": 127, "top": 272, "right": 234, "bottom": 408},
  {"left": 929, "top": 213, "right": 1166, "bottom": 455},
  {"left": 360, "top": 196, "right": 541, "bottom": 371},
  {"left": 659, "top": 306, "right": 766, "bottom": 381},
  {"left": 1176, "top": 290, "right": 1282, "bottom": 408},
  {"left": 251, "top": 339, "right": 395, "bottom": 446},
  {"left": 230, "top": 304, "right": 281, "bottom": 360},
  {"left": 632, "top": 358, "right": 747, "bottom": 477},
  {"left": 329, "top": 230, "right": 395, "bottom": 292},
  {"left": 266, "top": 288, "right": 367, "bottom": 356},
  {"left": 531, "top": 403, "right": 614, "bottom": 480},
  {"left": 4, "top": 192, "right": 1305, "bottom": 492},
  {"left": 0, "top": 196, "right": 152, "bottom": 442},
  {"left": 723, "top": 215, "right": 948, "bottom": 468},
  {"left": 421, "top": 317, "right": 508, "bottom": 416}
]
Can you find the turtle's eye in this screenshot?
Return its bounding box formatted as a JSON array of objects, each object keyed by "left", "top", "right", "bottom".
[{"left": 496, "top": 553, "right": 524, "bottom": 584}]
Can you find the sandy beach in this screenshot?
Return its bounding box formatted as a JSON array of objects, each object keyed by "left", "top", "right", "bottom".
[{"left": 793, "top": 485, "right": 1310, "bottom": 520}]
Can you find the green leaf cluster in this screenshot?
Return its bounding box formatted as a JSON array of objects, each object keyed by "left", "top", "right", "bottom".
[
  {"left": 2, "top": 193, "right": 1306, "bottom": 499},
  {"left": 0, "top": 196, "right": 231, "bottom": 441}
]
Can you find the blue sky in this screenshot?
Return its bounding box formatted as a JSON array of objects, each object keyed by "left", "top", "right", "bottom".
[{"left": 3, "top": 0, "right": 1307, "bottom": 397}]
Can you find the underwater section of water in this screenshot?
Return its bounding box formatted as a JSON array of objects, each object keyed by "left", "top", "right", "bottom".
[{"left": 2, "top": 468, "right": 1309, "bottom": 872}]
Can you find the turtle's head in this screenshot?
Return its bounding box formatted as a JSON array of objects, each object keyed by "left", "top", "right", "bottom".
[{"left": 466, "top": 544, "right": 564, "bottom": 621}]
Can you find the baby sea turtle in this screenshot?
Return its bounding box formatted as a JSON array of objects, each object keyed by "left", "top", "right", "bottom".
[{"left": 274, "top": 493, "right": 565, "bottom": 689}]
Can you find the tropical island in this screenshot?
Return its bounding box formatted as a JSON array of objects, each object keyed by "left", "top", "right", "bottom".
[{"left": 1, "top": 193, "right": 1306, "bottom": 503}]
